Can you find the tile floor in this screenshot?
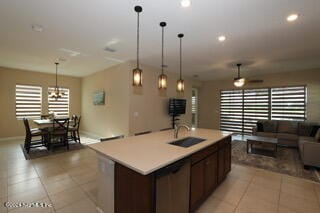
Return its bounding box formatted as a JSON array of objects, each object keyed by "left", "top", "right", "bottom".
[{"left": 1, "top": 139, "right": 320, "bottom": 213}]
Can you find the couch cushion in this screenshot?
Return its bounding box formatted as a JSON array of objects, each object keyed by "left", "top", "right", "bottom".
[
  {"left": 316, "top": 129, "right": 320, "bottom": 142},
  {"left": 299, "top": 136, "right": 317, "bottom": 143},
  {"left": 277, "top": 121, "right": 298, "bottom": 134},
  {"left": 262, "top": 120, "right": 278, "bottom": 133},
  {"left": 298, "top": 122, "right": 316, "bottom": 136},
  {"left": 277, "top": 133, "right": 298, "bottom": 141},
  {"left": 256, "top": 132, "right": 277, "bottom": 138},
  {"left": 311, "top": 125, "right": 320, "bottom": 137},
  {"left": 257, "top": 122, "right": 264, "bottom": 132}
]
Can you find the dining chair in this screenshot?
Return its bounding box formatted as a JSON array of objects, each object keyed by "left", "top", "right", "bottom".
[
  {"left": 69, "top": 115, "right": 81, "bottom": 143},
  {"left": 100, "top": 135, "right": 125, "bottom": 142},
  {"left": 134, "top": 131, "right": 152, "bottom": 136},
  {"left": 49, "top": 118, "right": 70, "bottom": 150},
  {"left": 23, "top": 118, "right": 48, "bottom": 153}
]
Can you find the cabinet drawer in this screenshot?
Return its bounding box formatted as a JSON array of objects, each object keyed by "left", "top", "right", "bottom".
[{"left": 191, "top": 143, "right": 218, "bottom": 165}]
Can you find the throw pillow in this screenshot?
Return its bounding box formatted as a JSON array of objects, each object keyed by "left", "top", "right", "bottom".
[
  {"left": 263, "top": 120, "right": 277, "bottom": 133},
  {"left": 316, "top": 129, "right": 320, "bottom": 142},
  {"left": 310, "top": 125, "right": 320, "bottom": 137},
  {"left": 298, "top": 122, "right": 315, "bottom": 136},
  {"left": 277, "top": 121, "right": 298, "bottom": 134},
  {"left": 257, "top": 122, "right": 264, "bottom": 132}
]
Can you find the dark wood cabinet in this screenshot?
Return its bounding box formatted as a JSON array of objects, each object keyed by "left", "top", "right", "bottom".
[{"left": 113, "top": 136, "right": 231, "bottom": 213}]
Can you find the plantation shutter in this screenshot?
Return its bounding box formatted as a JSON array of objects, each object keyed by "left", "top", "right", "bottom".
[
  {"left": 15, "top": 84, "right": 42, "bottom": 119},
  {"left": 48, "top": 87, "right": 70, "bottom": 117}
]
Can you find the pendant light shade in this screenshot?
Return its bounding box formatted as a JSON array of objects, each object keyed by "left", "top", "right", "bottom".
[
  {"left": 48, "top": 62, "right": 64, "bottom": 100},
  {"left": 177, "top": 33, "right": 185, "bottom": 92},
  {"left": 234, "top": 63, "right": 245, "bottom": 87},
  {"left": 158, "top": 22, "right": 168, "bottom": 89},
  {"left": 132, "top": 6, "right": 143, "bottom": 87}
]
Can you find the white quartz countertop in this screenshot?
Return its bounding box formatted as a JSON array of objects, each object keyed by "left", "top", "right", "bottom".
[{"left": 89, "top": 128, "right": 232, "bottom": 175}]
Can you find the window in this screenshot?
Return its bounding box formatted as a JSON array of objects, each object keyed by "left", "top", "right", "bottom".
[
  {"left": 191, "top": 88, "right": 198, "bottom": 127},
  {"left": 220, "top": 86, "right": 306, "bottom": 134},
  {"left": 48, "top": 87, "right": 69, "bottom": 117},
  {"left": 271, "top": 86, "right": 306, "bottom": 121},
  {"left": 15, "top": 84, "right": 42, "bottom": 119}
]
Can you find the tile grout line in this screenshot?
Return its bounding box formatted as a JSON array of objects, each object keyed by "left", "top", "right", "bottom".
[
  {"left": 233, "top": 174, "right": 254, "bottom": 212},
  {"left": 276, "top": 175, "right": 283, "bottom": 213}
]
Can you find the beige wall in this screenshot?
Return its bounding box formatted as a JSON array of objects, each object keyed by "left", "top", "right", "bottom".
[
  {"left": 81, "top": 63, "right": 130, "bottom": 138},
  {"left": 0, "top": 67, "right": 81, "bottom": 138},
  {"left": 128, "top": 62, "right": 202, "bottom": 136},
  {"left": 198, "top": 69, "right": 320, "bottom": 130}
]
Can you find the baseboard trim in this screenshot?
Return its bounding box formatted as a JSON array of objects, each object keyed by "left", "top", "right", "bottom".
[
  {"left": 0, "top": 136, "right": 24, "bottom": 142},
  {"left": 80, "top": 130, "right": 102, "bottom": 139}
]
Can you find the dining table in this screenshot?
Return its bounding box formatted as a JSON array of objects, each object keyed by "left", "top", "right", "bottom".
[{"left": 33, "top": 118, "right": 74, "bottom": 129}]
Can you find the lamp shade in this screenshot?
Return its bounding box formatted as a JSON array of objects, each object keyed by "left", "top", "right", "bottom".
[
  {"left": 177, "top": 79, "right": 185, "bottom": 92},
  {"left": 233, "top": 77, "right": 245, "bottom": 87},
  {"left": 133, "top": 68, "right": 143, "bottom": 86},
  {"left": 158, "top": 73, "right": 167, "bottom": 89}
]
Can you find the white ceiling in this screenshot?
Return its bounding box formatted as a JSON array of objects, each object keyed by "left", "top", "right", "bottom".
[{"left": 0, "top": 0, "right": 319, "bottom": 80}]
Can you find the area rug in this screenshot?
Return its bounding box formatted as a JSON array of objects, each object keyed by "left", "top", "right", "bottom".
[
  {"left": 232, "top": 140, "right": 320, "bottom": 182},
  {"left": 21, "top": 136, "right": 100, "bottom": 160}
]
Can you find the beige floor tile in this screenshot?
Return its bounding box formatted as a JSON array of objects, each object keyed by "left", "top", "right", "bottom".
[
  {"left": 49, "top": 187, "right": 87, "bottom": 210},
  {"left": 278, "top": 206, "right": 299, "bottom": 213},
  {"left": 0, "top": 180, "right": 7, "bottom": 199},
  {"left": 236, "top": 194, "right": 278, "bottom": 213},
  {"left": 40, "top": 174, "right": 71, "bottom": 185},
  {"left": 279, "top": 192, "right": 320, "bottom": 213},
  {"left": 7, "top": 167, "right": 36, "bottom": 177},
  {"left": 36, "top": 166, "right": 67, "bottom": 178},
  {"left": 250, "top": 175, "right": 281, "bottom": 191},
  {"left": 56, "top": 198, "right": 96, "bottom": 213},
  {"left": 80, "top": 181, "right": 97, "bottom": 204},
  {"left": 71, "top": 171, "right": 97, "bottom": 185},
  {"left": 0, "top": 197, "right": 8, "bottom": 213},
  {"left": 44, "top": 177, "right": 77, "bottom": 196},
  {"left": 7, "top": 171, "right": 39, "bottom": 185},
  {"left": 7, "top": 187, "right": 47, "bottom": 205},
  {"left": 281, "top": 182, "right": 318, "bottom": 201},
  {"left": 282, "top": 174, "right": 319, "bottom": 190},
  {"left": 245, "top": 183, "right": 280, "bottom": 204},
  {"left": 197, "top": 197, "right": 236, "bottom": 213},
  {"left": 0, "top": 170, "right": 8, "bottom": 179},
  {"left": 212, "top": 178, "right": 249, "bottom": 205},
  {"left": 7, "top": 178, "right": 43, "bottom": 196}
]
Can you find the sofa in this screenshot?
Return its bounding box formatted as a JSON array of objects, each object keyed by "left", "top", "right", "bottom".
[{"left": 252, "top": 120, "right": 320, "bottom": 168}]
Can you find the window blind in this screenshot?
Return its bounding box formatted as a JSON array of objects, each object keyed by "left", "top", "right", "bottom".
[
  {"left": 220, "top": 90, "right": 244, "bottom": 133},
  {"left": 48, "top": 87, "right": 70, "bottom": 117},
  {"left": 15, "top": 84, "right": 42, "bottom": 119},
  {"left": 271, "top": 86, "right": 306, "bottom": 121},
  {"left": 243, "top": 88, "right": 269, "bottom": 134}
]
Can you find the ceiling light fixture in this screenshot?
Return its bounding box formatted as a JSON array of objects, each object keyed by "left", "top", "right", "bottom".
[
  {"left": 132, "top": 5, "right": 143, "bottom": 87},
  {"left": 177, "top": 33, "right": 185, "bottom": 92},
  {"left": 233, "top": 63, "right": 245, "bottom": 87},
  {"left": 48, "top": 63, "right": 65, "bottom": 100},
  {"left": 287, "top": 14, "right": 299, "bottom": 22},
  {"left": 31, "top": 24, "right": 44, "bottom": 32},
  {"left": 158, "top": 22, "right": 168, "bottom": 90},
  {"left": 218, "top": 35, "right": 226, "bottom": 42},
  {"left": 181, "top": 0, "right": 191, "bottom": 8}
]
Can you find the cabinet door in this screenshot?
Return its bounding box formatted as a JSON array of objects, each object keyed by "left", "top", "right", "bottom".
[
  {"left": 218, "top": 147, "right": 225, "bottom": 183},
  {"left": 190, "top": 161, "right": 205, "bottom": 212},
  {"left": 204, "top": 153, "right": 218, "bottom": 195},
  {"left": 225, "top": 142, "right": 231, "bottom": 174}
]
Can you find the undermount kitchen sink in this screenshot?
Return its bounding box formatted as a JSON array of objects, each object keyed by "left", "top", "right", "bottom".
[{"left": 169, "top": 137, "right": 206, "bottom": 148}]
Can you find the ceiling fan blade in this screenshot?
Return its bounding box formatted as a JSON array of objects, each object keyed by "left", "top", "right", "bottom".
[{"left": 248, "top": 79, "right": 264, "bottom": 83}]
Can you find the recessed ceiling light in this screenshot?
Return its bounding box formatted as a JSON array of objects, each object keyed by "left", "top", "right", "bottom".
[
  {"left": 181, "top": 0, "right": 191, "bottom": 8},
  {"left": 287, "top": 14, "right": 299, "bottom": 22},
  {"left": 218, "top": 35, "right": 226, "bottom": 42},
  {"left": 31, "top": 24, "right": 44, "bottom": 32}
]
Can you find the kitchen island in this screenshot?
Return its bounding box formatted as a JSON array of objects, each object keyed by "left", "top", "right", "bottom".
[{"left": 89, "top": 128, "right": 232, "bottom": 213}]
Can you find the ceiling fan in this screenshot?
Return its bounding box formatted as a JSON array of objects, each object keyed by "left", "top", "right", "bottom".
[{"left": 234, "top": 63, "right": 263, "bottom": 87}]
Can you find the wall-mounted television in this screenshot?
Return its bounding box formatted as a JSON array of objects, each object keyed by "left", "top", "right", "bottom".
[{"left": 169, "top": 98, "right": 186, "bottom": 116}]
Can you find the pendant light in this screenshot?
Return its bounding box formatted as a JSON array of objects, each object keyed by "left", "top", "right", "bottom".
[
  {"left": 177, "top": 33, "right": 185, "bottom": 92},
  {"left": 158, "top": 22, "right": 168, "bottom": 90},
  {"left": 234, "top": 63, "right": 246, "bottom": 87},
  {"left": 132, "top": 6, "right": 143, "bottom": 87},
  {"left": 48, "top": 62, "right": 65, "bottom": 100}
]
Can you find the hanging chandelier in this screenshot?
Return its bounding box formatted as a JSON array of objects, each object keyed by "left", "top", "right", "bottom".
[
  {"left": 132, "top": 6, "right": 143, "bottom": 87},
  {"left": 48, "top": 62, "right": 65, "bottom": 100},
  {"left": 177, "top": 33, "right": 185, "bottom": 92},
  {"left": 158, "top": 22, "right": 168, "bottom": 90},
  {"left": 234, "top": 63, "right": 246, "bottom": 87}
]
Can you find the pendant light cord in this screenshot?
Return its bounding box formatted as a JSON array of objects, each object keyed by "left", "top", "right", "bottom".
[
  {"left": 179, "top": 37, "right": 182, "bottom": 79},
  {"left": 137, "top": 12, "right": 140, "bottom": 69},
  {"left": 161, "top": 26, "right": 164, "bottom": 74},
  {"left": 55, "top": 63, "right": 59, "bottom": 90}
]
